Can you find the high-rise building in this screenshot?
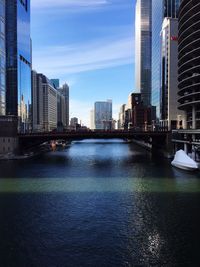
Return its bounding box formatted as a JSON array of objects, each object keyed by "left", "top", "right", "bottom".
[
  {"left": 32, "top": 70, "right": 43, "bottom": 132},
  {"left": 178, "top": 0, "right": 200, "bottom": 129},
  {"left": 58, "top": 83, "right": 69, "bottom": 128},
  {"left": 0, "top": 0, "right": 5, "bottom": 116},
  {"left": 135, "top": 0, "right": 152, "bottom": 106},
  {"left": 152, "top": 0, "right": 180, "bottom": 119},
  {"left": 50, "top": 79, "right": 60, "bottom": 89},
  {"left": 6, "top": 0, "right": 32, "bottom": 133},
  {"left": 70, "top": 117, "right": 78, "bottom": 128},
  {"left": 57, "top": 91, "right": 66, "bottom": 131},
  {"left": 118, "top": 104, "right": 126, "bottom": 129},
  {"left": 160, "top": 18, "right": 184, "bottom": 130},
  {"left": 40, "top": 74, "right": 57, "bottom": 132},
  {"left": 90, "top": 110, "right": 95, "bottom": 130},
  {"left": 94, "top": 100, "right": 112, "bottom": 130}
]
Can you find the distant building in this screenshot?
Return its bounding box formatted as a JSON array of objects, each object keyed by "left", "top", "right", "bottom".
[
  {"left": 40, "top": 74, "right": 57, "bottom": 132},
  {"left": 94, "top": 100, "right": 112, "bottom": 130},
  {"left": 135, "top": 0, "right": 152, "bottom": 106},
  {"left": 57, "top": 92, "right": 66, "bottom": 131},
  {"left": 70, "top": 117, "right": 78, "bottom": 129},
  {"left": 120, "top": 93, "right": 156, "bottom": 130},
  {"left": 32, "top": 70, "right": 43, "bottom": 132},
  {"left": 6, "top": 0, "right": 32, "bottom": 133},
  {"left": 118, "top": 104, "right": 126, "bottom": 129},
  {"left": 90, "top": 110, "right": 95, "bottom": 130},
  {"left": 160, "top": 18, "right": 184, "bottom": 130},
  {"left": 50, "top": 79, "right": 60, "bottom": 89},
  {"left": 58, "top": 83, "right": 69, "bottom": 128}
]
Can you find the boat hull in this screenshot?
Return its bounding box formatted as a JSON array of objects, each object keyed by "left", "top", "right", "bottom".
[{"left": 171, "top": 161, "right": 198, "bottom": 171}]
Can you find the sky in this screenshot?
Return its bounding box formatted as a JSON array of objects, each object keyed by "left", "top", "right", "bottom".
[{"left": 31, "top": 0, "right": 135, "bottom": 126}]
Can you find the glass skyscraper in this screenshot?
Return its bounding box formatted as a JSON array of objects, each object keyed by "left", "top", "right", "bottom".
[
  {"left": 0, "top": 0, "right": 5, "bottom": 116},
  {"left": 151, "top": 0, "right": 180, "bottom": 119},
  {"left": 135, "top": 0, "right": 152, "bottom": 107},
  {"left": 6, "top": 0, "right": 32, "bottom": 133},
  {"left": 94, "top": 100, "right": 112, "bottom": 130}
]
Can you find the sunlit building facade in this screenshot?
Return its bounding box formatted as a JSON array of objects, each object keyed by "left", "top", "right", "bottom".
[
  {"left": 135, "top": 0, "right": 152, "bottom": 106},
  {"left": 160, "top": 18, "right": 184, "bottom": 130},
  {"left": 6, "top": 0, "right": 32, "bottom": 133},
  {"left": 152, "top": 0, "right": 180, "bottom": 119},
  {"left": 94, "top": 100, "right": 112, "bottom": 130}
]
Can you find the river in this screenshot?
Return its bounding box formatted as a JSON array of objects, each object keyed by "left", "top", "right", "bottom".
[{"left": 0, "top": 139, "right": 200, "bottom": 266}]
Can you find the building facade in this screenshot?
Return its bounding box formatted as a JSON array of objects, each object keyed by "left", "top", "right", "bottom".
[
  {"left": 6, "top": 0, "right": 32, "bottom": 133},
  {"left": 172, "top": 0, "right": 200, "bottom": 159},
  {"left": 32, "top": 70, "right": 43, "bottom": 132},
  {"left": 178, "top": 0, "right": 200, "bottom": 129},
  {"left": 152, "top": 0, "right": 180, "bottom": 119},
  {"left": 90, "top": 109, "right": 95, "bottom": 130},
  {"left": 50, "top": 79, "right": 60, "bottom": 89},
  {"left": 40, "top": 74, "right": 57, "bottom": 132},
  {"left": 58, "top": 83, "right": 69, "bottom": 128},
  {"left": 94, "top": 100, "right": 112, "bottom": 130},
  {"left": 0, "top": 0, "right": 5, "bottom": 116},
  {"left": 160, "top": 18, "right": 184, "bottom": 130},
  {"left": 57, "top": 91, "right": 66, "bottom": 131},
  {"left": 135, "top": 0, "right": 152, "bottom": 106},
  {"left": 118, "top": 104, "right": 126, "bottom": 129}
]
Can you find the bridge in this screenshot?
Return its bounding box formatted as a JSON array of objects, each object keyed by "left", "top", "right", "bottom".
[{"left": 18, "top": 130, "right": 171, "bottom": 151}]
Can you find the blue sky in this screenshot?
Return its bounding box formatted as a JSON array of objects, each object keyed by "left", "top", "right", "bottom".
[{"left": 31, "top": 0, "right": 135, "bottom": 126}]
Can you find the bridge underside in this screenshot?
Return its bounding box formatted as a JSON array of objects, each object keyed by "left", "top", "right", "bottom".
[{"left": 18, "top": 131, "right": 170, "bottom": 152}]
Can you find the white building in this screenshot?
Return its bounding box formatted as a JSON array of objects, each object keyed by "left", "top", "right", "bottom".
[
  {"left": 160, "top": 18, "right": 184, "bottom": 130},
  {"left": 90, "top": 109, "right": 95, "bottom": 130}
]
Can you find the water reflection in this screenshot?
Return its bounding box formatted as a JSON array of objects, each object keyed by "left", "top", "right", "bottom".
[{"left": 0, "top": 140, "right": 200, "bottom": 266}]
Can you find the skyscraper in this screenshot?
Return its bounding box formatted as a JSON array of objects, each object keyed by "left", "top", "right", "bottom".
[
  {"left": 58, "top": 83, "right": 69, "bottom": 128},
  {"left": 152, "top": 0, "right": 180, "bottom": 119},
  {"left": 94, "top": 100, "right": 112, "bottom": 130},
  {"left": 178, "top": 0, "right": 200, "bottom": 129},
  {"left": 6, "top": 0, "right": 32, "bottom": 133},
  {"left": 0, "top": 0, "right": 5, "bottom": 116},
  {"left": 160, "top": 18, "right": 184, "bottom": 129},
  {"left": 135, "top": 0, "right": 152, "bottom": 106}
]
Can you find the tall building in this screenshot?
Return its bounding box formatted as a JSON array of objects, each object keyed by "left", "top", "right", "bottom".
[
  {"left": 160, "top": 18, "right": 184, "bottom": 130},
  {"left": 0, "top": 0, "right": 5, "bottom": 116},
  {"left": 57, "top": 92, "right": 66, "bottom": 131},
  {"left": 6, "top": 0, "right": 32, "bottom": 133},
  {"left": 90, "top": 110, "right": 95, "bottom": 130},
  {"left": 32, "top": 70, "right": 43, "bottom": 132},
  {"left": 40, "top": 74, "right": 57, "bottom": 132},
  {"left": 118, "top": 104, "right": 126, "bottom": 129},
  {"left": 94, "top": 100, "right": 112, "bottom": 130},
  {"left": 152, "top": 0, "right": 180, "bottom": 119},
  {"left": 178, "top": 0, "right": 200, "bottom": 129},
  {"left": 50, "top": 79, "right": 60, "bottom": 89},
  {"left": 70, "top": 117, "right": 78, "bottom": 129},
  {"left": 58, "top": 83, "right": 69, "bottom": 128},
  {"left": 135, "top": 0, "right": 152, "bottom": 106}
]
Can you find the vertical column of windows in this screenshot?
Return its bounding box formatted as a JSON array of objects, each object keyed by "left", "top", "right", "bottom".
[{"left": 0, "top": 0, "right": 5, "bottom": 115}]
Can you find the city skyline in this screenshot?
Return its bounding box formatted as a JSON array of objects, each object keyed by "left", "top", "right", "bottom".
[{"left": 31, "top": 0, "right": 135, "bottom": 126}]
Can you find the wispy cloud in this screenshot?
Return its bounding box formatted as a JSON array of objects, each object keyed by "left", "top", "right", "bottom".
[
  {"left": 32, "top": 37, "right": 134, "bottom": 76},
  {"left": 31, "top": 0, "right": 109, "bottom": 9}
]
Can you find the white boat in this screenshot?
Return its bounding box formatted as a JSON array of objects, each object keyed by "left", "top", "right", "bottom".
[{"left": 171, "top": 149, "right": 198, "bottom": 171}]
